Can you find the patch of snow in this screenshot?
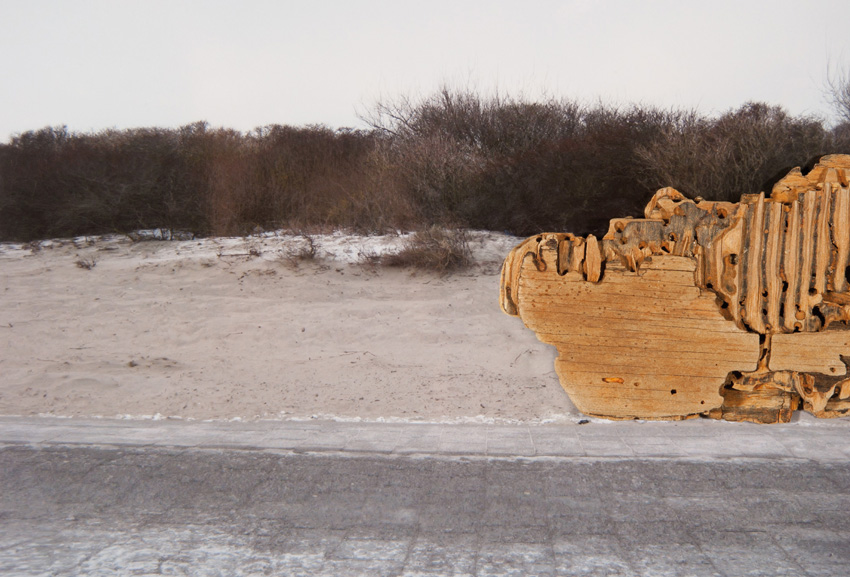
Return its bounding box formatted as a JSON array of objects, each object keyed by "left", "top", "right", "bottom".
[{"left": 0, "top": 228, "right": 525, "bottom": 267}]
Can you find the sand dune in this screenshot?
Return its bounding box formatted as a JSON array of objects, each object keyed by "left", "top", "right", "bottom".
[{"left": 0, "top": 231, "right": 580, "bottom": 423}]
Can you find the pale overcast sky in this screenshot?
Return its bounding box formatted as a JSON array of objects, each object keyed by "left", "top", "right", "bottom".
[{"left": 2, "top": 0, "right": 850, "bottom": 141}]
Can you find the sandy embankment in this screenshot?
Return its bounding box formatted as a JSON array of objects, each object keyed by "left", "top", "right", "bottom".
[{"left": 0, "top": 231, "right": 580, "bottom": 423}]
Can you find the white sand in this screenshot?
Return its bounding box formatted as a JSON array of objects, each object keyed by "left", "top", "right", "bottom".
[{"left": 0, "top": 231, "right": 581, "bottom": 423}]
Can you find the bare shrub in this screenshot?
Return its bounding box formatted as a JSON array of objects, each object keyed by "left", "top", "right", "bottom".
[
  {"left": 0, "top": 89, "right": 844, "bottom": 243},
  {"left": 362, "top": 87, "right": 587, "bottom": 231},
  {"left": 0, "top": 122, "right": 382, "bottom": 241},
  {"left": 824, "top": 66, "right": 850, "bottom": 155},
  {"left": 636, "top": 103, "right": 830, "bottom": 202},
  {"left": 281, "top": 234, "right": 319, "bottom": 268},
  {"left": 363, "top": 89, "right": 678, "bottom": 236},
  {"left": 245, "top": 124, "right": 383, "bottom": 233},
  {"left": 383, "top": 227, "right": 472, "bottom": 274},
  {"left": 468, "top": 103, "right": 678, "bottom": 236},
  {"left": 356, "top": 247, "right": 382, "bottom": 267},
  {"left": 0, "top": 124, "right": 207, "bottom": 240},
  {"left": 826, "top": 64, "right": 850, "bottom": 125},
  {"left": 324, "top": 137, "right": 419, "bottom": 233}
]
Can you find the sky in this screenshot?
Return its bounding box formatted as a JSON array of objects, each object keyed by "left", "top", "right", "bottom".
[{"left": 2, "top": 0, "right": 850, "bottom": 141}]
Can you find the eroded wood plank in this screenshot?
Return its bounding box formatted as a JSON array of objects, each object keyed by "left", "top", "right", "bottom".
[
  {"left": 798, "top": 191, "right": 818, "bottom": 329},
  {"left": 813, "top": 186, "right": 832, "bottom": 298},
  {"left": 833, "top": 186, "right": 850, "bottom": 293},
  {"left": 782, "top": 200, "right": 803, "bottom": 332},
  {"left": 764, "top": 202, "right": 784, "bottom": 331},
  {"left": 584, "top": 235, "right": 602, "bottom": 282},
  {"left": 500, "top": 154, "right": 850, "bottom": 423},
  {"left": 743, "top": 193, "right": 766, "bottom": 332},
  {"left": 517, "top": 255, "right": 759, "bottom": 419},
  {"left": 769, "top": 331, "right": 850, "bottom": 376}
]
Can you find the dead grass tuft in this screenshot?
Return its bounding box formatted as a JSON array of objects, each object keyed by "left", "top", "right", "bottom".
[
  {"left": 383, "top": 227, "right": 472, "bottom": 274},
  {"left": 281, "top": 234, "right": 319, "bottom": 268}
]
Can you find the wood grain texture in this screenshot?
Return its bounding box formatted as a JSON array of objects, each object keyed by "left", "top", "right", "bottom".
[
  {"left": 769, "top": 331, "right": 850, "bottom": 376},
  {"left": 501, "top": 154, "right": 850, "bottom": 422},
  {"left": 516, "top": 251, "right": 759, "bottom": 419}
]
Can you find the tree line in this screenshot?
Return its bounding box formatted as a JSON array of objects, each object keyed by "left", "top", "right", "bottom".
[{"left": 2, "top": 88, "right": 849, "bottom": 241}]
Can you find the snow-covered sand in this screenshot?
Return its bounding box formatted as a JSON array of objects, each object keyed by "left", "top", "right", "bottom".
[{"left": 0, "top": 231, "right": 581, "bottom": 423}]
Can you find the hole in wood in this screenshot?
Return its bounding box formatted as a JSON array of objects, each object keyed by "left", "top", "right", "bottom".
[
  {"left": 670, "top": 389, "right": 677, "bottom": 395},
  {"left": 812, "top": 306, "right": 825, "bottom": 329}
]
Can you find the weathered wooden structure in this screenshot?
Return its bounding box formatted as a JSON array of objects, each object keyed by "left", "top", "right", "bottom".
[{"left": 500, "top": 154, "right": 850, "bottom": 423}]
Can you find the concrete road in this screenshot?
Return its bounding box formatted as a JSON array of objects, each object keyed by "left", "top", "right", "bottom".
[{"left": 1, "top": 417, "right": 849, "bottom": 576}]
